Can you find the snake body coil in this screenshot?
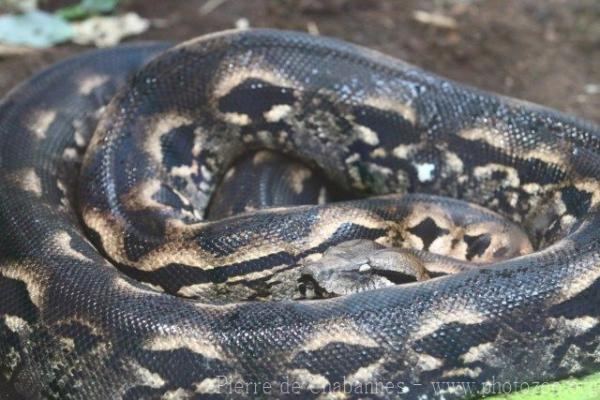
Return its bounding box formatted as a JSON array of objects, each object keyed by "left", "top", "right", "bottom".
[{"left": 1, "top": 29, "right": 600, "bottom": 399}]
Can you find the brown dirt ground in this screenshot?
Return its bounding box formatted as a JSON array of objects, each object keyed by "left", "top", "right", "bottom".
[{"left": 1, "top": 0, "right": 598, "bottom": 123}]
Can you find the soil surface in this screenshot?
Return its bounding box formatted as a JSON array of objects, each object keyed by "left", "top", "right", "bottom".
[{"left": 1, "top": 0, "right": 598, "bottom": 123}]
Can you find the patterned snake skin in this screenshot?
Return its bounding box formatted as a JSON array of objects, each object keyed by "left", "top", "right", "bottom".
[{"left": 1, "top": 29, "right": 600, "bottom": 399}]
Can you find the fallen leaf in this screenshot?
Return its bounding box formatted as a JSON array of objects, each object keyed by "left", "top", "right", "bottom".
[
  {"left": 71, "top": 12, "right": 149, "bottom": 47},
  {"left": 413, "top": 10, "right": 458, "bottom": 29},
  {"left": 0, "top": 11, "right": 73, "bottom": 48}
]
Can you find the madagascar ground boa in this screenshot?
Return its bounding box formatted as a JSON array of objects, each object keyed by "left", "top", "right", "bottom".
[{"left": 1, "top": 29, "right": 600, "bottom": 400}]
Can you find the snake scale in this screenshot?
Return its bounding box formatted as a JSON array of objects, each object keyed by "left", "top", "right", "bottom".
[{"left": 1, "top": 28, "right": 600, "bottom": 399}]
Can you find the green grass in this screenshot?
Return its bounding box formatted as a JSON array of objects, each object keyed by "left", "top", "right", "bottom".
[
  {"left": 486, "top": 372, "right": 600, "bottom": 400},
  {"left": 56, "top": 0, "right": 119, "bottom": 20}
]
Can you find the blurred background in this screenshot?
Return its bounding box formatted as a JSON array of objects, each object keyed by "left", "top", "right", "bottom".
[{"left": 0, "top": 0, "right": 597, "bottom": 123}]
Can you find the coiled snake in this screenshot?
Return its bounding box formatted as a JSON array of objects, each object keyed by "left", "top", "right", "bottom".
[{"left": 1, "top": 29, "right": 600, "bottom": 399}]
